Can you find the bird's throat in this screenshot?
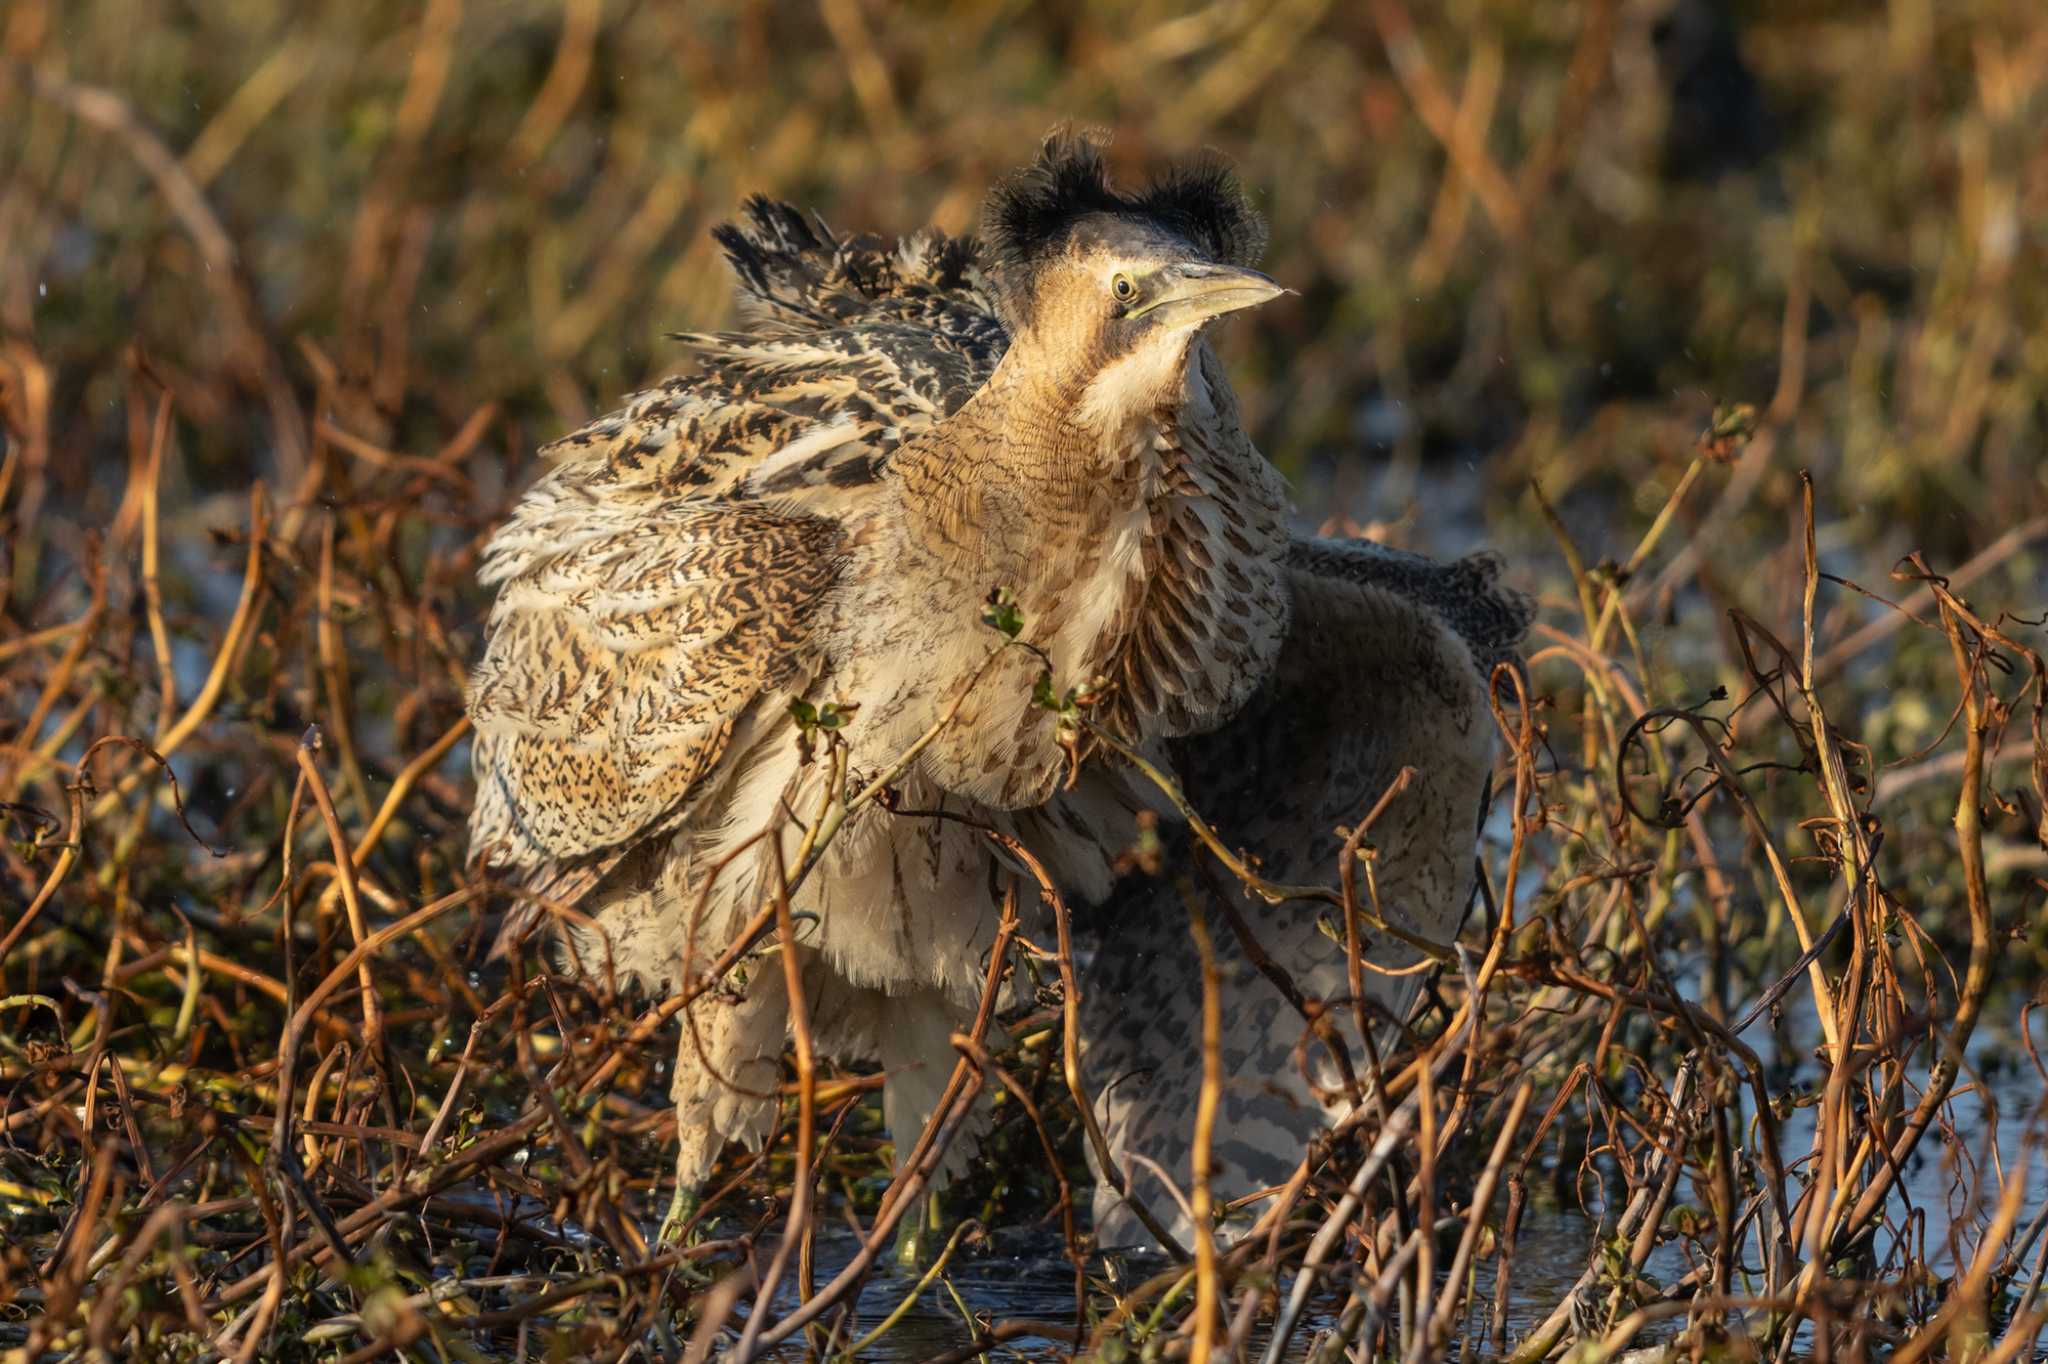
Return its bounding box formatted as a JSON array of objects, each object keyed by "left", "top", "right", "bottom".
[{"left": 892, "top": 351, "right": 1187, "bottom": 573}]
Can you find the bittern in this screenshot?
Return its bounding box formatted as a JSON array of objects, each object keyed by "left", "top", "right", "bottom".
[
  {"left": 465, "top": 132, "right": 1295, "bottom": 1224},
  {"left": 685, "top": 198, "right": 1532, "bottom": 1252}
]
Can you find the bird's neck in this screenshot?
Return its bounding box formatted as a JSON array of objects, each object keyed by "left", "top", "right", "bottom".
[
  {"left": 890, "top": 346, "right": 1180, "bottom": 574},
  {"left": 874, "top": 338, "right": 1290, "bottom": 800}
]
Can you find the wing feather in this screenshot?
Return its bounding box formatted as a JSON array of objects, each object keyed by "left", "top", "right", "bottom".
[
  {"left": 468, "top": 476, "right": 842, "bottom": 879},
  {"left": 464, "top": 198, "right": 1010, "bottom": 947}
]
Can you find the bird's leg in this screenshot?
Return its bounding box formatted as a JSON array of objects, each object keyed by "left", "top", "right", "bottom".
[
  {"left": 657, "top": 949, "right": 794, "bottom": 1244},
  {"left": 657, "top": 1027, "right": 724, "bottom": 1245},
  {"left": 657, "top": 1108, "right": 719, "bottom": 1244},
  {"left": 893, "top": 1200, "right": 923, "bottom": 1271},
  {"left": 879, "top": 988, "right": 993, "bottom": 1270},
  {"left": 657, "top": 1163, "right": 702, "bottom": 1247}
]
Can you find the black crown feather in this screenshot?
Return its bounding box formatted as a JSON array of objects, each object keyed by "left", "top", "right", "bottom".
[
  {"left": 981, "top": 129, "right": 1267, "bottom": 320},
  {"left": 1137, "top": 152, "right": 1269, "bottom": 266}
]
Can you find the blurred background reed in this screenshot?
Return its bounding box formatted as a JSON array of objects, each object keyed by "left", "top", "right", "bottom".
[
  {"left": 7, "top": 0, "right": 2045, "bottom": 556},
  {"left": 4, "top": 1, "right": 2048, "bottom": 1358}
]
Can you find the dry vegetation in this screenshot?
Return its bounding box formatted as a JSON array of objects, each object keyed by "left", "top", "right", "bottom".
[{"left": 3, "top": 0, "right": 2048, "bottom": 1360}]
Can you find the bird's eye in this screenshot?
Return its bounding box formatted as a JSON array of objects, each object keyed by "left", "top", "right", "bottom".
[{"left": 1111, "top": 273, "right": 1136, "bottom": 303}]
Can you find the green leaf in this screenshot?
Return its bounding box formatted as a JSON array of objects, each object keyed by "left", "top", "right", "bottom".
[
  {"left": 1031, "top": 671, "right": 1061, "bottom": 711},
  {"left": 1698, "top": 400, "right": 1759, "bottom": 461},
  {"left": 982, "top": 586, "right": 1023, "bottom": 639}
]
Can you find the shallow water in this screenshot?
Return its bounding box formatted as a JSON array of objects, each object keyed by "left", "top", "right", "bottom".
[
  {"left": 777, "top": 1014, "right": 2046, "bottom": 1361},
  {"left": 775, "top": 1205, "right": 1653, "bottom": 1359}
]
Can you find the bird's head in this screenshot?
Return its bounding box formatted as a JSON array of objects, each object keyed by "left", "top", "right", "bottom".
[{"left": 982, "top": 131, "right": 1285, "bottom": 423}]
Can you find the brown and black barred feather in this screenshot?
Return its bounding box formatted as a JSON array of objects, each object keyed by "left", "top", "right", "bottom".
[
  {"left": 468, "top": 145, "right": 1283, "bottom": 950},
  {"left": 465, "top": 138, "right": 1532, "bottom": 1236}
]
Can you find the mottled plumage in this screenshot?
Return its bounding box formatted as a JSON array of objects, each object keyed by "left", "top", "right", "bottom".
[{"left": 467, "top": 135, "right": 1294, "bottom": 1205}]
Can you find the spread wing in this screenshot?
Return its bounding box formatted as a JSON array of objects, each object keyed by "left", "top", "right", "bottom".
[
  {"left": 1284, "top": 537, "right": 1534, "bottom": 682},
  {"left": 1080, "top": 547, "right": 1532, "bottom": 1248},
  {"left": 466, "top": 200, "right": 1004, "bottom": 939}
]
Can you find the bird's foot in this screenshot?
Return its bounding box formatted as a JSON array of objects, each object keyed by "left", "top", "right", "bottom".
[
  {"left": 657, "top": 1181, "right": 703, "bottom": 1247},
  {"left": 892, "top": 1189, "right": 947, "bottom": 1272}
]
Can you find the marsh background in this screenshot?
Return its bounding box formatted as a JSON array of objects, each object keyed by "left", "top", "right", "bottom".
[
  {"left": 3, "top": 0, "right": 2047, "bottom": 1359},
  {"left": 11, "top": 0, "right": 2047, "bottom": 561}
]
